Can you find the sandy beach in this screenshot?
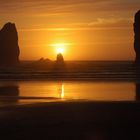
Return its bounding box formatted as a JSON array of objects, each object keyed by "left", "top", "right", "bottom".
[{"left": 0, "top": 101, "right": 140, "bottom": 140}]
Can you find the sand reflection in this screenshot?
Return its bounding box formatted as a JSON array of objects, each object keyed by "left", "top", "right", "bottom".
[
  {"left": 60, "top": 84, "right": 64, "bottom": 99},
  {"left": 0, "top": 81, "right": 138, "bottom": 105},
  {"left": 0, "top": 84, "right": 19, "bottom": 104},
  {"left": 135, "top": 83, "right": 140, "bottom": 100}
]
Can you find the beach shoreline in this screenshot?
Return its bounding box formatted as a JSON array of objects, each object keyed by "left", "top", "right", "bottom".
[{"left": 0, "top": 61, "right": 139, "bottom": 139}]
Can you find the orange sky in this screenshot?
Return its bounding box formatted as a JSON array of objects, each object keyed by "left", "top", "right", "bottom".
[{"left": 0, "top": 0, "right": 140, "bottom": 60}]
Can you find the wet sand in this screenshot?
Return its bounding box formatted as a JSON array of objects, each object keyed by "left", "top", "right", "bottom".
[{"left": 0, "top": 101, "right": 140, "bottom": 140}]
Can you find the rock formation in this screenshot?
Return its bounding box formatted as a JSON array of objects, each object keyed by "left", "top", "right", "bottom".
[
  {"left": 56, "top": 53, "right": 64, "bottom": 63},
  {"left": 38, "top": 57, "right": 51, "bottom": 63},
  {"left": 134, "top": 10, "right": 140, "bottom": 64},
  {"left": 54, "top": 53, "right": 65, "bottom": 70},
  {"left": 0, "top": 22, "right": 20, "bottom": 66},
  {"left": 0, "top": 85, "right": 19, "bottom": 97}
]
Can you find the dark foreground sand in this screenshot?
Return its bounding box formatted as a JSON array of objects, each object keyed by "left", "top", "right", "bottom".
[{"left": 0, "top": 101, "right": 140, "bottom": 140}]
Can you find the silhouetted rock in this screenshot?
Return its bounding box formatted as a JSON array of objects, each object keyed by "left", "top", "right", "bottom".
[
  {"left": 134, "top": 10, "right": 140, "bottom": 65},
  {"left": 0, "top": 22, "right": 20, "bottom": 66},
  {"left": 37, "top": 57, "right": 52, "bottom": 63},
  {"left": 39, "top": 57, "right": 45, "bottom": 62},
  {"left": 56, "top": 53, "right": 64, "bottom": 63},
  {"left": 0, "top": 85, "right": 19, "bottom": 97},
  {"left": 54, "top": 53, "right": 65, "bottom": 71}
]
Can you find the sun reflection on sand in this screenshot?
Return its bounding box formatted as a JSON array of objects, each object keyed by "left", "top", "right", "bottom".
[
  {"left": 2, "top": 81, "right": 136, "bottom": 105},
  {"left": 60, "top": 84, "right": 64, "bottom": 99}
]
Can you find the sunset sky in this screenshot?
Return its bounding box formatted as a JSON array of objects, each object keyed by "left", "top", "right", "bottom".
[{"left": 0, "top": 0, "right": 140, "bottom": 60}]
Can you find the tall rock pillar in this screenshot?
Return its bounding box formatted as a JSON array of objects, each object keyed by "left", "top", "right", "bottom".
[
  {"left": 134, "top": 10, "right": 140, "bottom": 64},
  {"left": 0, "top": 22, "right": 20, "bottom": 66}
]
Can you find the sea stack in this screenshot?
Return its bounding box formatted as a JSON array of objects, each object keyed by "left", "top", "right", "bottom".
[
  {"left": 134, "top": 10, "right": 140, "bottom": 65},
  {"left": 55, "top": 53, "right": 65, "bottom": 70},
  {"left": 56, "top": 53, "right": 64, "bottom": 63},
  {"left": 0, "top": 22, "right": 20, "bottom": 66}
]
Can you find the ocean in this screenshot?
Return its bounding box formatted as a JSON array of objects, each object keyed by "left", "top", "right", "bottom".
[
  {"left": 0, "top": 61, "right": 136, "bottom": 80},
  {"left": 0, "top": 61, "right": 139, "bottom": 105}
]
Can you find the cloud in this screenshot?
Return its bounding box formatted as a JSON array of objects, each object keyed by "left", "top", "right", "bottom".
[
  {"left": 1, "top": 0, "right": 139, "bottom": 15},
  {"left": 0, "top": 0, "right": 139, "bottom": 30},
  {"left": 18, "top": 17, "right": 133, "bottom": 33},
  {"left": 87, "top": 18, "right": 133, "bottom": 29},
  {"left": 0, "top": 1, "right": 107, "bottom": 14}
]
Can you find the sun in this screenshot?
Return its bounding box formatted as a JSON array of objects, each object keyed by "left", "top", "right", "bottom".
[
  {"left": 56, "top": 47, "right": 64, "bottom": 54},
  {"left": 50, "top": 43, "right": 65, "bottom": 54}
]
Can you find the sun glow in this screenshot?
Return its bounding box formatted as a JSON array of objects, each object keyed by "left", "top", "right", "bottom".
[
  {"left": 56, "top": 47, "right": 64, "bottom": 54},
  {"left": 61, "top": 84, "right": 64, "bottom": 99},
  {"left": 50, "top": 43, "right": 66, "bottom": 54}
]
